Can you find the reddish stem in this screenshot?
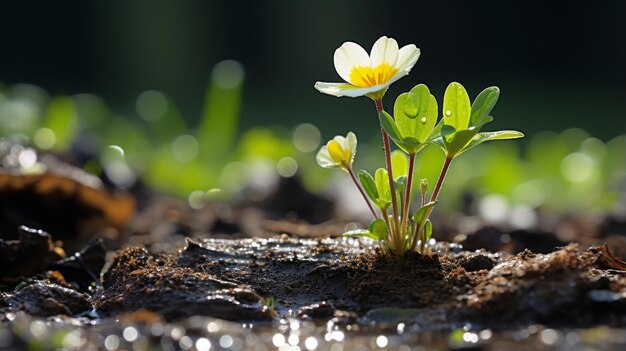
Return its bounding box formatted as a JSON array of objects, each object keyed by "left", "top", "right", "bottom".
[
  {"left": 430, "top": 156, "right": 452, "bottom": 203},
  {"left": 375, "top": 99, "right": 383, "bottom": 112},
  {"left": 374, "top": 99, "right": 401, "bottom": 251},
  {"left": 400, "top": 153, "right": 416, "bottom": 234},
  {"left": 410, "top": 156, "right": 453, "bottom": 252}
]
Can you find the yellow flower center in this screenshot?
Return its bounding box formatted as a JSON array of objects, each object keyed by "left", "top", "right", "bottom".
[
  {"left": 349, "top": 63, "right": 399, "bottom": 88},
  {"left": 327, "top": 140, "right": 351, "bottom": 167}
]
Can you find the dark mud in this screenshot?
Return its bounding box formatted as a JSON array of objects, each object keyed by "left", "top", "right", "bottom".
[
  {"left": 82, "top": 238, "right": 626, "bottom": 331},
  {"left": 2, "top": 227, "right": 626, "bottom": 331}
]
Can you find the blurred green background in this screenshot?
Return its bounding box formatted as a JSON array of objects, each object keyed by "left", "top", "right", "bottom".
[
  {"left": 1, "top": 0, "right": 625, "bottom": 221},
  {"left": 1, "top": 1, "right": 624, "bottom": 137}
]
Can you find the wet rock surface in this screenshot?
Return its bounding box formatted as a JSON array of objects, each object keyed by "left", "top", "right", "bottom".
[
  {"left": 49, "top": 238, "right": 106, "bottom": 292},
  {"left": 0, "top": 226, "right": 64, "bottom": 282},
  {"left": 2, "top": 281, "right": 91, "bottom": 317},
  {"left": 458, "top": 244, "right": 626, "bottom": 328}
]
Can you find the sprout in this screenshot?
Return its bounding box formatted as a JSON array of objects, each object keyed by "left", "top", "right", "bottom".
[{"left": 314, "top": 37, "right": 524, "bottom": 257}]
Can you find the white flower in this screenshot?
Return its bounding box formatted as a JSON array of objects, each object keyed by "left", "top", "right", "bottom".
[
  {"left": 314, "top": 36, "right": 421, "bottom": 98},
  {"left": 316, "top": 132, "right": 357, "bottom": 169}
]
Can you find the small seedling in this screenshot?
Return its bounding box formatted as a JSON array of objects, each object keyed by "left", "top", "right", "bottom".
[
  {"left": 261, "top": 296, "right": 278, "bottom": 317},
  {"left": 315, "top": 36, "right": 523, "bottom": 257}
]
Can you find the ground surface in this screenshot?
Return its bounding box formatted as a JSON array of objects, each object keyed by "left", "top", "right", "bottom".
[{"left": 1, "top": 144, "right": 626, "bottom": 350}]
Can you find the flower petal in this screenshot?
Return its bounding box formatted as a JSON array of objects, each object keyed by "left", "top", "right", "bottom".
[
  {"left": 387, "top": 44, "right": 421, "bottom": 85},
  {"left": 334, "top": 42, "right": 370, "bottom": 84},
  {"left": 316, "top": 145, "right": 339, "bottom": 168},
  {"left": 332, "top": 134, "right": 346, "bottom": 147},
  {"left": 346, "top": 132, "right": 357, "bottom": 162},
  {"left": 370, "top": 36, "right": 399, "bottom": 68},
  {"left": 314, "top": 81, "right": 391, "bottom": 98},
  {"left": 327, "top": 140, "right": 346, "bottom": 165}
]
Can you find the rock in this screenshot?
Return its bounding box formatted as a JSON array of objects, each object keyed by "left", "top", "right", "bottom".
[
  {"left": 0, "top": 226, "right": 64, "bottom": 280},
  {"left": 4, "top": 281, "right": 91, "bottom": 317},
  {"left": 0, "top": 143, "right": 135, "bottom": 252},
  {"left": 459, "top": 254, "right": 496, "bottom": 272},
  {"left": 297, "top": 301, "right": 336, "bottom": 319},
  {"left": 49, "top": 238, "right": 106, "bottom": 292}
]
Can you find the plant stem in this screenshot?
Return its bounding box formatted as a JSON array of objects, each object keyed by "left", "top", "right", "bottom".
[
  {"left": 400, "top": 153, "right": 416, "bottom": 236},
  {"left": 347, "top": 166, "right": 379, "bottom": 219},
  {"left": 381, "top": 208, "right": 392, "bottom": 241},
  {"left": 374, "top": 99, "right": 401, "bottom": 250},
  {"left": 430, "top": 156, "right": 452, "bottom": 203},
  {"left": 410, "top": 156, "right": 453, "bottom": 252}
]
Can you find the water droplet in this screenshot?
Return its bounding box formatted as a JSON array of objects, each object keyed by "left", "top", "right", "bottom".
[
  {"left": 212, "top": 60, "right": 245, "bottom": 89},
  {"left": 107, "top": 145, "right": 125, "bottom": 158},
  {"left": 445, "top": 110, "right": 452, "bottom": 117},
  {"left": 420, "top": 117, "right": 427, "bottom": 124},
  {"left": 272, "top": 334, "right": 286, "bottom": 347},
  {"left": 172, "top": 134, "right": 199, "bottom": 162},
  {"left": 292, "top": 123, "right": 321, "bottom": 152},
  {"left": 277, "top": 157, "right": 298, "bottom": 177},
  {"left": 123, "top": 327, "right": 138, "bottom": 342},
  {"left": 34, "top": 128, "right": 56, "bottom": 149},
  {"left": 196, "top": 338, "right": 212, "bottom": 351},
  {"left": 219, "top": 335, "right": 234, "bottom": 348},
  {"left": 304, "top": 337, "right": 318, "bottom": 350},
  {"left": 376, "top": 335, "right": 388, "bottom": 348},
  {"left": 136, "top": 90, "right": 167, "bottom": 121}
]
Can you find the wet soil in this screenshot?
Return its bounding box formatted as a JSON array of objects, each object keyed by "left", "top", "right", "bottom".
[{"left": 85, "top": 238, "right": 626, "bottom": 330}]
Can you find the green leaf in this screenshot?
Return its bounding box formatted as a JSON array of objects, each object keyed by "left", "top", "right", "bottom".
[
  {"left": 443, "top": 82, "right": 471, "bottom": 131},
  {"left": 397, "top": 138, "right": 423, "bottom": 155},
  {"left": 44, "top": 96, "right": 78, "bottom": 151},
  {"left": 147, "top": 96, "right": 188, "bottom": 145},
  {"left": 412, "top": 200, "right": 438, "bottom": 227},
  {"left": 343, "top": 229, "right": 376, "bottom": 240},
  {"left": 441, "top": 124, "right": 456, "bottom": 137},
  {"left": 427, "top": 119, "right": 456, "bottom": 152},
  {"left": 395, "top": 85, "right": 438, "bottom": 145},
  {"left": 343, "top": 219, "right": 388, "bottom": 241},
  {"left": 402, "top": 92, "right": 420, "bottom": 118},
  {"left": 368, "top": 218, "right": 389, "bottom": 241},
  {"left": 470, "top": 86, "right": 499, "bottom": 127},
  {"left": 199, "top": 64, "right": 243, "bottom": 164},
  {"left": 379, "top": 111, "right": 403, "bottom": 143},
  {"left": 391, "top": 150, "right": 409, "bottom": 177},
  {"left": 394, "top": 175, "right": 407, "bottom": 191},
  {"left": 406, "top": 84, "right": 431, "bottom": 118},
  {"left": 457, "top": 130, "right": 525, "bottom": 156},
  {"left": 394, "top": 175, "right": 408, "bottom": 203},
  {"left": 423, "top": 219, "right": 433, "bottom": 242},
  {"left": 358, "top": 170, "right": 379, "bottom": 203},
  {"left": 473, "top": 115, "right": 494, "bottom": 131},
  {"left": 375, "top": 168, "right": 391, "bottom": 209},
  {"left": 394, "top": 175, "right": 408, "bottom": 207},
  {"left": 427, "top": 119, "right": 456, "bottom": 141},
  {"left": 445, "top": 129, "right": 479, "bottom": 157}
]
